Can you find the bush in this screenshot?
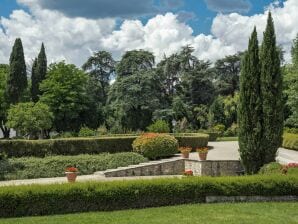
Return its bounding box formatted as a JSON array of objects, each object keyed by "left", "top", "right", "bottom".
[
  {"left": 284, "top": 127, "right": 298, "bottom": 134},
  {"left": 211, "top": 124, "right": 225, "bottom": 137},
  {"left": 223, "top": 123, "right": 238, "bottom": 137},
  {"left": 199, "top": 130, "right": 218, "bottom": 141},
  {"left": 1, "top": 153, "right": 147, "bottom": 180},
  {"left": 259, "top": 162, "right": 298, "bottom": 176},
  {"left": 78, "top": 127, "right": 96, "bottom": 137},
  {"left": 282, "top": 133, "right": 298, "bottom": 151},
  {"left": 174, "top": 133, "right": 209, "bottom": 149},
  {"left": 0, "top": 175, "right": 297, "bottom": 218},
  {"left": 146, "top": 120, "right": 170, "bottom": 133},
  {"left": 132, "top": 133, "right": 178, "bottom": 159},
  {"left": 0, "top": 137, "right": 137, "bottom": 158}
]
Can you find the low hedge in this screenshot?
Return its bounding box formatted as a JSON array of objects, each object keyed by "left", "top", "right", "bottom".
[
  {"left": 282, "top": 133, "right": 298, "bottom": 151},
  {"left": 0, "top": 175, "right": 297, "bottom": 217},
  {"left": 0, "top": 133, "right": 209, "bottom": 158},
  {"left": 0, "top": 153, "right": 147, "bottom": 181}
]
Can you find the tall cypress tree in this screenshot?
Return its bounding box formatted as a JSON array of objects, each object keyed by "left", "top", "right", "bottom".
[
  {"left": 31, "top": 58, "right": 39, "bottom": 102},
  {"left": 238, "top": 27, "right": 263, "bottom": 174},
  {"left": 6, "top": 38, "right": 27, "bottom": 104},
  {"left": 37, "top": 43, "right": 47, "bottom": 83},
  {"left": 260, "top": 12, "right": 283, "bottom": 164}
]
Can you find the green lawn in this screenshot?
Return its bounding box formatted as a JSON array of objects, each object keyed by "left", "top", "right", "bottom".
[{"left": 1, "top": 202, "right": 297, "bottom": 224}]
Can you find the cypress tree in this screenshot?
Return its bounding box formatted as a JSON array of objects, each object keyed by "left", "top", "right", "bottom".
[
  {"left": 31, "top": 58, "right": 39, "bottom": 102},
  {"left": 6, "top": 38, "right": 27, "bottom": 104},
  {"left": 37, "top": 43, "right": 47, "bottom": 83},
  {"left": 260, "top": 12, "right": 283, "bottom": 164},
  {"left": 238, "top": 27, "right": 263, "bottom": 174}
]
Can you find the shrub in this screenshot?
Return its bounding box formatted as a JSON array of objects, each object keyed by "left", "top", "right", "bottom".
[
  {"left": 223, "top": 123, "right": 238, "bottom": 137},
  {"left": 211, "top": 124, "right": 225, "bottom": 136},
  {"left": 174, "top": 133, "right": 209, "bottom": 150},
  {"left": 1, "top": 153, "right": 147, "bottom": 180},
  {"left": 259, "top": 162, "right": 298, "bottom": 176},
  {"left": 284, "top": 127, "right": 298, "bottom": 134},
  {"left": 0, "top": 137, "right": 137, "bottom": 158},
  {"left": 132, "top": 133, "right": 178, "bottom": 159},
  {"left": 282, "top": 133, "right": 298, "bottom": 151},
  {"left": 78, "top": 127, "right": 96, "bottom": 137},
  {"left": 146, "top": 120, "right": 170, "bottom": 133},
  {"left": 0, "top": 175, "right": 297, "bottom": 218},
  {"left": 97, "top": 125, "right": 108, "bottom": 135}
]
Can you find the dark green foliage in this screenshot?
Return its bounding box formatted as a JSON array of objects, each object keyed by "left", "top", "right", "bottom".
[
  {"left": 0, "top": 175, "right": 297, "bottom": 217},
  {"left": 78, "top": 127, "right": 96, "bottom": 137},
  {"left": 132, "top": 134, "right": 178, "bottom": 159},
  {"left": 0, "top": 64, "right": 10, "bottom": 138},
  {"left": 0, "top": 153, "right": 147, "bottom": 180},
  {"left": 260, "top": 12, "right": 284, "bottom": 163},
  {"left": 174, "top": 133, "right": 209, "bottom": 149},
  {"left": 238, "top": 27, "right": 263, "bottom": 174},
  {"left": 6, "top": 38, "right": 27, "bottom": 104},
  {"left": 282, "top": 133, "right": 298, "bottom": 151},
  {"left": 208, "top": 96, "right": 225, "bottom": 126},
  {"left": 146, "top": 120, "right": 170, "bottom": 133},
  {"left": 37, "top": 43, "right": 47, "bottom": 85},
  {"left": 30, "top": 58, "right": 39, "bottom": 102}
]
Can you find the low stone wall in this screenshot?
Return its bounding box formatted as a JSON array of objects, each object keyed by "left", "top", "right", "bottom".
[{"left": 97, "top": 158, "right": 243, "bottom": 177}]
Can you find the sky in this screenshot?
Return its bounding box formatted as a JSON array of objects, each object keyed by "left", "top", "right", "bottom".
[{"left": 0, "top": 0, "right": 296, "bottom": 67}]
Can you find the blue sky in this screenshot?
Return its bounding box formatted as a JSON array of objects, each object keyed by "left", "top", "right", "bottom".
[{"left": 0, "top": 0, "right": 283, "bottom": 35}]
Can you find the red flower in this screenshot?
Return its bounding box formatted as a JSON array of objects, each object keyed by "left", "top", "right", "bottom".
[{"left": 184, "top": 169, "right": 193, "bottom": 176}]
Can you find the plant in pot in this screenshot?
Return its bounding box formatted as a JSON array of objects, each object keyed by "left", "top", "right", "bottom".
[
  {"left": 65, "top": 166, "right": 79, "bottom": 182},
  {"left": 196, "top": 147, "right": 208, "bottom": 160},
  {"left": 183, "top": 169, "right": 193, "bottom": 176},
  {"left": 179, "top": 147, "right": 192, "bottom": 159}
]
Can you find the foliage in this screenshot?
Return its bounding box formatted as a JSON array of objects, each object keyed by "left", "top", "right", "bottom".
[
  {"left": 208, "top": 96, "right": 225, "bottom": 127},
  {"left": 0, "top": 64, "right": 10, "bottom": 138},
  {"left": 146, "top": 120, "right": 170, "bottom": 133},
  {"left": 0, "top": 153, "right": 147, "bottom": 180},
  {"left": 0, "top": 175, "right": 297, "bottom": 217},
  {"left": 40, "top": 61, "right": 89, "bottom": 132},
  {"left": 6, "top": 38, "right": 27, "bottom": 104},
  {"left": 260, "top": 12, "right": 284, "bottom": 164},
  {"left": 6, "top": 102, "right": 53, "bottom": 139},
  {"left": 78, "top": 127, "right": 96, "bottom": 137},
  {"left": 282, "top": 133, "right": 298, "bottom": 151},
  {"left": 259, "top": 162, "right": 298, "bottom": 176},
  {"left": 174, "top": 133, "right": 209, "bottom": 149},
  {"left": 132, "top": 133, "right": 178, "bottom": 159}
]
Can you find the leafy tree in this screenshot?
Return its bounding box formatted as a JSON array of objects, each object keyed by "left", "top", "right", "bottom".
[
  {"left": 214, "top": 53, "right": 242, "bottom": 96},
  {"left": 82, "top": 51, "right": 115, "bottom": 102},
  {"left": 147, "top": 120, "right": 170, "bottom": 133},
  {"left": 6, "top": 38, "right": 28, "bottom": 104},
  {"left": 208, "top": 96, "right": 225, "bottom": 127},
  {"left": 238, "top": 27, "right": 263, "bottom": 174},
  {"left": 40, "top": 61, "right": 89, "bottom": 132},
  {"left": 223, "top": 93, "right": 239, "bottom": 128},
  {"left": 260, "top": 12, "right": 284, "bottom": 164},
  {"left": 0, "top": 64, "right": 10, "bottom": 138},
  {"left": 6, "top": 102, "right": 53, "bottom": 139}
]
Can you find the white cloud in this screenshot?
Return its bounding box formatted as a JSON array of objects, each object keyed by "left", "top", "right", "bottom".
[{"left": 0, "top": 0, "right": 298, "bottom": 66}]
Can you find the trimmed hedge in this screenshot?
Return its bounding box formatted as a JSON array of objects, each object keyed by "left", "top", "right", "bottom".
[
  {"left": 282, "top": 133, "right": 298, "bottom": 151},
  {"left": 0, "top": 133, "right": 209, "bottom": 158},
  {"left": 0, "top": 175, "right": 297, "bottom": 217},
  {"left": 0, "top": 153, "right": 147, "bottom": 180}
]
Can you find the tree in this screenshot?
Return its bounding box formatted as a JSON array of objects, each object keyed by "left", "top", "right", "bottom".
[
  {"left": 40, "top": 61, "right": 89, "bottom": 132},
  {"left": 208, "top": 96, "right": 225, "bottom": 127},
  {"left": 260, "top": 12, "right": 283, "bottom": 164},
  {"left": 6, "top": 102, "right": 53, "bottom": 139},
  {"left": 6, "top": 38, "right": 27, "bottom": 104},
  {"left": 238, "top": 27, "right": 263, "bottom": 174},
  {"left": 82, "top": 51, "right": 115, "bottom": 102},
  {"left": 30, "top": 58, "right": 39, "bottom": 102},
  {"left": 0, "top": 64, "right": 10, "bottom": 138},
  {"left": 214, "top": 53, "right": 242, "bottom": 96}
]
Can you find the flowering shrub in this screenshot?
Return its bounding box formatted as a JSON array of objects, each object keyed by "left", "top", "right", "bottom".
[
  {"left": 179, "top": 147, "right": 192, "bottom": 153},
  {"left": 196, "top": 147, "right": 208, "bottom": 153},
  {"left": 183, "top": 170, "right": 193, "bottom": 176},
  {"left": 65, "top": 167, "right": 78, "bottom": 172},
  {"left": 132, "top": 133, "right": 178, "bottom": 160}
]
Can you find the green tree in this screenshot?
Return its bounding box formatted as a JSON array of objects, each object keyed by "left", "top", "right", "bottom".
[
  {"left": 6, "top": 102, "right": 53, "bottom": 139},
  {"left": 40, "top": 61, "right": 89, "bottom": 132},
  {"left": 260, "top": 12, "right": 284, "bottom": 164},
  {"left": 6, "top": 38, "right": 28, "bottom": 104},
  {"left": 30, "top": 58, "right": 39, "bottom": 102},
  {"left": 238, "top": 27, "right": 263, "bottom": 174},
  {"left": 208, "top": 96, "right": 225, "bottom": 127},
  {"left": 0, "top": 64, "right": 10, "bottom": 138}
]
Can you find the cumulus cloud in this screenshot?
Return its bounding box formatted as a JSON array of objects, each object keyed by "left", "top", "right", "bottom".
[
  {"left": 204, "top": 0, "right": 252, "bottom": 13},
  {"left": 0, "top": 0, "right": 297, "bottom": 67}
]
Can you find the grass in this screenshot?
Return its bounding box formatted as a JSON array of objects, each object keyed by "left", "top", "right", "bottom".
[
  {"left": 0, "top": 202, "right": 297, "bottom": 224},
  {"left": 217, "top": 136, "right": 238, "bottom": 141}
]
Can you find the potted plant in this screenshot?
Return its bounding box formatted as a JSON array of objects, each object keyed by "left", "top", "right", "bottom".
[
  {"left": 179, "top": 147, "right": 192, "bottom": 159},
  {"left": 196, "top": 147, "right": 208, "bottom": 160},
  {"left": 183, "top": 169, "right": 193, "bottom": 176},
  {"left": 65, "top": 167, "right": 79, "bottom": 182}
]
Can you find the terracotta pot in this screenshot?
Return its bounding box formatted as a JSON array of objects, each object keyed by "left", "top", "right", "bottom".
[
  {"left": 181, "top": 151, "right": 190, "bottom": 159},
  {"left": 65, "top": 172, "right": 78, "bottom": 182},
  {"left": 199, "top": 152, "right": 207, "bottom": 161}
]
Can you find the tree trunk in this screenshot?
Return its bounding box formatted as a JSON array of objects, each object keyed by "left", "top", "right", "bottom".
[{"left": 1, "top": 126, "right": 10, "bottom": 139}]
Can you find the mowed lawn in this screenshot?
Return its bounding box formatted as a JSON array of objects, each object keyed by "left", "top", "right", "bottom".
[{"left": 1, "top": 202, "right": 297, "bottom": 224}]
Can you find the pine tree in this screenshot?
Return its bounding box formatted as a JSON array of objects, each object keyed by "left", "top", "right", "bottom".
[
  {"left": 31, "top": 58, "right": 39, "bottom": 102},
  {"left": 238, "top": 27, "right": 263, "bottom": 174},
  {"left": 6, "top": 38, "right": 27, "bottom": 104},
  {"left": 260, "top": 12, "right": 283, "bottom": 163}
]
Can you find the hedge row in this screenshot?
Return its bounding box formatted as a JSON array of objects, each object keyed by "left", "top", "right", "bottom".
[
  {"left": 0, "top": 175, "right": 297, "bottom": 217},
  {"left": 0, "top": 134, "right": 209, "bottom": 158},
  {"left": 282, "top": 133, "right": 298, "bottom": 151}
]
